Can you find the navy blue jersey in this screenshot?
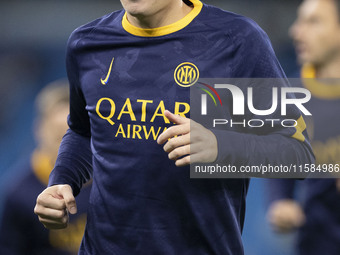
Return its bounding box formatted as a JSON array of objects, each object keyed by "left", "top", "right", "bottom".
[
  {"left": 49, "top": 1, "right": 314, "bottom": 254},
  {"left": 267, "top": 64, "right": 340, "bottom": 255},
  {"left": 0, "top": 151, "right": 91, "bottom": 255}
]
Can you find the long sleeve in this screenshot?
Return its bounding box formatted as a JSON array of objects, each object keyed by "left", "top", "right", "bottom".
[
  {"left": 212, "top": 130, "right": 314, "bottom": 177},
  {"left": 48, "top": 129, "right": 92, "bottom": 196},
  {"left": 209, "top": 99, "right": 315, "bottom": 178},
  {"left": 48, "top": 32, "right": 93, "bottom": 196},
  {"left": 209, "top": 17, "right": 315, "bottom": 175}
]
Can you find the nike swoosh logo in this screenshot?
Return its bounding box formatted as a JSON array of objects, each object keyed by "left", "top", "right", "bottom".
[{"left": 100, "top": 57, "right": 114, "bottom": 85}]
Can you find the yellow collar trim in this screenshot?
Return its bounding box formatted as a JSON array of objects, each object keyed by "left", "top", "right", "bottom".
[
  {"left": 32, "top": 150, "right": 54, "bottom": 186},
  {"left": 301, "top": 64, "right": 340, "bottom": 99},
  {"left": 122, "top": 0, "right": 203, "bottom": 37}
]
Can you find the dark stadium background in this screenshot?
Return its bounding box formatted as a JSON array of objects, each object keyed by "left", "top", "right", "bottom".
[{"left": 0, "top": 1, "right": 301, "bottom": 254}]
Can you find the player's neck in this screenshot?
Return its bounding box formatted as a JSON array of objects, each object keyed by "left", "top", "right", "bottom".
[
  {"left": 315, "top": 55, "right": 340, "bottom": 79},
  {"left": 126, "top": 1, "right": 193, "bottom": 29}
]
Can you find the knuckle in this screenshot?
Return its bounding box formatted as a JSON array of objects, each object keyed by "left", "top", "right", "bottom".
[
  {"left": 59, "top": 185, "right": 68, "bottom": 193},
  {"left": 57, "top": 199, "right": 66, "bottom": 208},
  {"left": 170, "top": 150, "right": 179, "bottom": 159},
  {"left": 36, "top": 195, "right": 43, "bottom": 205},
  {"left": 167, "top": 127, "right": 176, "bottom": 137},
  {"left": 60, "top": 185, "right": 72, "bottom": 194},
  {"left": 167, "top": 140, "right": 176, "bottom": 151},
  {"left": 180, "top": 146, "right": 187, "bottom": 155}
]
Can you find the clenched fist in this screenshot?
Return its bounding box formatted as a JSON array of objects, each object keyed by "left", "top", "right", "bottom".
[{"left": 34, "top": 184, "right": 77, "bottom": 229}]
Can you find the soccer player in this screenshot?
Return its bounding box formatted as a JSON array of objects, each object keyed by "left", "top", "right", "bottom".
[
  {"left": 34, "top": 1, "right": 314, "bottom": 254},
  {"left": 267, "top": 0, "right": 340, "bottom": 254},
  {"left": 0, "top": 80, "right": 91, "bottom": 254}
]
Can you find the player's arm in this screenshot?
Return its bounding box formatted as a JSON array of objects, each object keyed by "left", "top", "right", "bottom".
[
  {"left": 35, "top": 32, "right": 93, "bottom": 229},
  {"left": 157, "top": 110, "right": 314, "bottom": 170},
  {"left": 211, "top": 18, "right": 315, "bottom": 169},
  {"left": 158, "top": 18, "right": 315, "bottom": 169}
]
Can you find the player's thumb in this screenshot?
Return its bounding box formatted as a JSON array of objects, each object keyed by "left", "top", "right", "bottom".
[
  {"left": 164, "top": 110, "right": 187, "bottom": 124},
  {"left": 59, "top": 185, "right": 77, "bottom": 215}
]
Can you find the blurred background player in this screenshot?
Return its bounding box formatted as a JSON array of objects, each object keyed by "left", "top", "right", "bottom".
[
  {"left": 267, "top": 0, "right": 340, "bottom": 254},
  {"left": 0, "top": 80, "right": 91, "bottom": 255}
]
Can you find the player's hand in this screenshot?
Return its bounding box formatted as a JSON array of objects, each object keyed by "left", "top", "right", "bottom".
[
  {"left": 157, "top": 110, "right": 218, "bottom": 167},
  {"left": 34, "top": 184, "right": 77, "bottom": 229},
  {"left": 267, "top": 199, "right": 305, "bottom": 233}
]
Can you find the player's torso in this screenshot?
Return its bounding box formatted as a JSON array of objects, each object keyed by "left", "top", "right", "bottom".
[
  {"left": 75, "top": 21, "right": 236, "bottom": 165},
  {"left": 74, "top": 32, "right": 248, "bottom": 254},
  {"left": 72, "top": 7, "right": 253, "bottom": 254}
]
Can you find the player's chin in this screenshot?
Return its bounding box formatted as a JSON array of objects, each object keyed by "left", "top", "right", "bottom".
[
  {"left": 297, "top": 52, "right": 311, "bottom": 65},
  {"left": 123, "top": 3, "right": 149, "bottom": 17}
]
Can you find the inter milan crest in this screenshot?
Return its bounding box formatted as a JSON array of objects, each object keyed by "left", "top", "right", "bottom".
[{"left": 174, "top": 62, "right": 199, "bottom": 87}]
